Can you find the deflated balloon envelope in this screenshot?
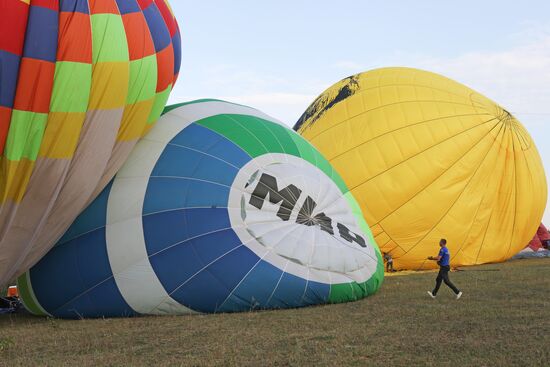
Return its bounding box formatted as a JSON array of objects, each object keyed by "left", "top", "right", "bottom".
[
  {"left": 295, "top": 67, "right": 547, "bottom": 270},
  {"left": 0, "top": 0, "right": 181, "bottom": 286},
  {"left": 18, "top": 100, "right": 384, "bottom": 318}
]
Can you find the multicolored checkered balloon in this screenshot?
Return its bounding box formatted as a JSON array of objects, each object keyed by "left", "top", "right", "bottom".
[{"left": 0, "top": 0, "right": 181, "bottom": 287}]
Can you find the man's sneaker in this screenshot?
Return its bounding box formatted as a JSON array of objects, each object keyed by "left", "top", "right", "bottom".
[
  {"left": 427, "top": 291, "right": 436, "bottom": 299},
  {"left": 456, "top": 291, "right": 463, "bottom": 300}
]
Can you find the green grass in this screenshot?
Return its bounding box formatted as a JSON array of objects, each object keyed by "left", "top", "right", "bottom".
[{"left": 0, "top": 258, "right": 548, "bottom": 366}]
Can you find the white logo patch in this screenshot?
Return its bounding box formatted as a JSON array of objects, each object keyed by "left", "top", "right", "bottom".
[{"left": 228, "top": 154, "right": 378, "bottom": 284}]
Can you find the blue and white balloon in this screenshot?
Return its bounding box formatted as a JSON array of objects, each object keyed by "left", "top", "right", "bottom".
[{"left": 18, "top": 100, "right": 384, "bottom": 318}]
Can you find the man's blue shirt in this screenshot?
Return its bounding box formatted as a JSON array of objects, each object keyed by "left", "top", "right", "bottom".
[{"left": 438, "top": 246, "right": 450, "bottom": 266}]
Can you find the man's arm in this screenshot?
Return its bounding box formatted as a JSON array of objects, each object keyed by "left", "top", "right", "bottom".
[{"left": 427, "top": 255, "right": 442, "bottom": 261}]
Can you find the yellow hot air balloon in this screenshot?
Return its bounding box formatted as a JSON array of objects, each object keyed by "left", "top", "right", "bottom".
[{"left": 295, "top": 67, "right": 547, "bottom": 270}]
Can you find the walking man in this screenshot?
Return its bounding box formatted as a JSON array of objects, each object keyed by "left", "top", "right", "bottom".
[{"left": 427, "top": 238, "right": 462, "bottom": 299}]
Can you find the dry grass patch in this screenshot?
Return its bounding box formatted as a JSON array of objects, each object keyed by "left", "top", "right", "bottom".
[{"left": 0, "top": 258, "right": 548, "bottom": 366}]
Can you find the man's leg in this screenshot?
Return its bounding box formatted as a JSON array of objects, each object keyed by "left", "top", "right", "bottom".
[
  {"left": 442, "top": 269, "right": 460, "bottom": 294},
  {"left": 432, "top": 270, "right": 444, "bottom": 295}
]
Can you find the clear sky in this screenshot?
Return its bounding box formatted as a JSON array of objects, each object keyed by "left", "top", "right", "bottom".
[{"left": 169, "top": 1, "right": 550, "bottom": 225}]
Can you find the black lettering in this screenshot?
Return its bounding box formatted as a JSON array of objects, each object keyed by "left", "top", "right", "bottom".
[
  {"left": 296, "top": 196, "right": 334, "bottom": 235},
  {"left": 337, "top": 223, "right": 366, "bottom": 247},
  {"left": 249, "top": 173, "right": 302, "bottom": 221}
]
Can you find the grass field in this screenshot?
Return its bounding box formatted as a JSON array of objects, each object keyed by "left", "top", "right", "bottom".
[{"left": 0, "top": 258, "right": 548, "bottom": 366}]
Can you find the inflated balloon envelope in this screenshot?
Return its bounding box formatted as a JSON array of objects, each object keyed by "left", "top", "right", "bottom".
[
  {"left": 295, "top": 67, "right": 547, "bottom": 270},
  {"left": 18, "top": 99, "right": 384, "bottom": 318},
  {"left": 0, "top": 0, "right": 181, "bottom": 287}
]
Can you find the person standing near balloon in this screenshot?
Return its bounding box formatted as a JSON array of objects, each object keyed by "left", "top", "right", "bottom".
[
  {"left": 427, "top": 239, "right": 462, "bottom": 300},
  {"left": 383, "top": 252, "right": 395, "bottom": 272}
]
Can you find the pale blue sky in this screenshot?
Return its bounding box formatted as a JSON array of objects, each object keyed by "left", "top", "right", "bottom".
[{"left": 169, "top": 1, "right": 550, "bottom": 225}]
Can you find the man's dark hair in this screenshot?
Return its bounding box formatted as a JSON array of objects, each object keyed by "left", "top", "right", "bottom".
[{"left": 440, "top": 238, "right": 447, "bottom": 245}]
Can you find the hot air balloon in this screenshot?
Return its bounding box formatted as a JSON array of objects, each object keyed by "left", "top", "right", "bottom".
[
  {"left": 0, "top": 0, "right": 181, "bottom": 286},
  {"left": 18, "top": 100, "right": 384, "bottom": 318},
  {"left": 294, "top": 67, "right": 547, "bottom": 270}
]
